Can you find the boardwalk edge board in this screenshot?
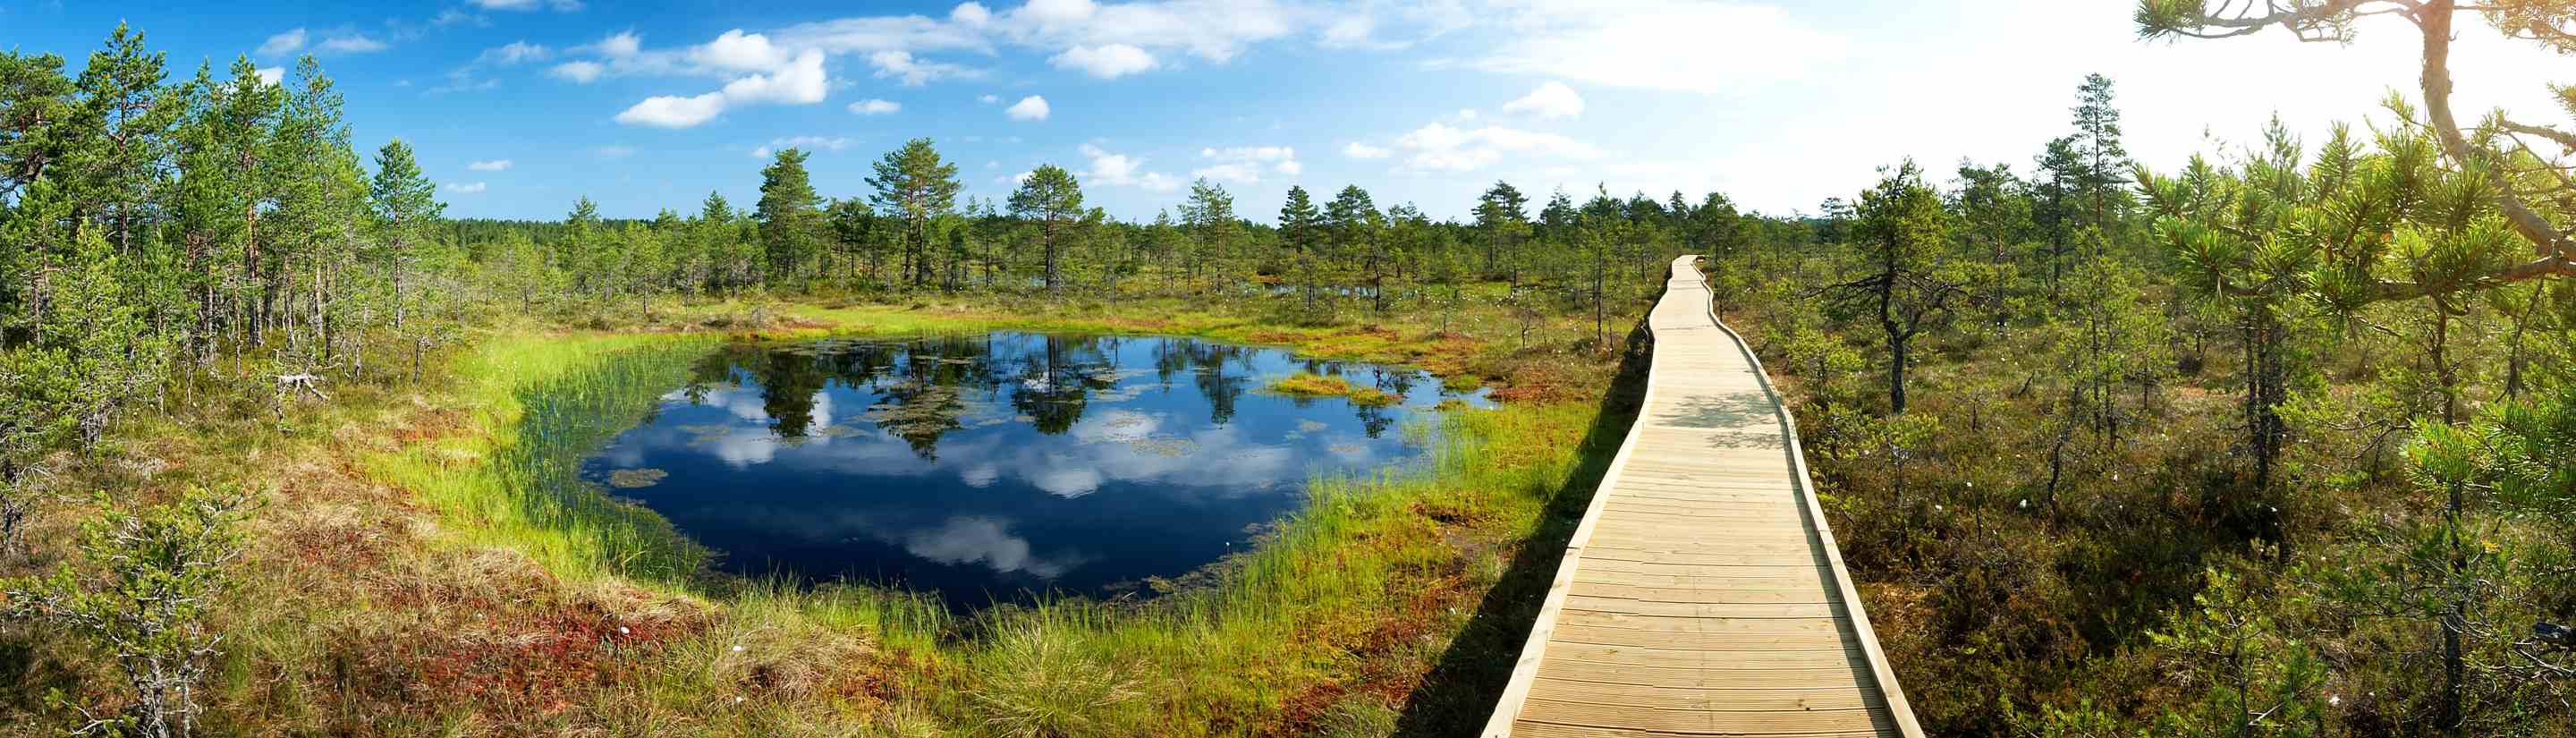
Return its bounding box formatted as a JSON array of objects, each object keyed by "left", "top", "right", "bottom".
[{"left": 1479, "top": 255, "right": 1924, "bottom": 738}]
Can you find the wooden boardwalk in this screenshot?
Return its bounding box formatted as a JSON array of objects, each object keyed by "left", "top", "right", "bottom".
[{"left": 1482, "top": 255, "right": 1922, "bottom": 737}]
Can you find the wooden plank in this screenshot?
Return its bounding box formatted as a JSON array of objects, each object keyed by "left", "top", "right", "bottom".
[
  {"left": 1513, "top": 719, "right": 1892, "bottom": 738},
  {"left": 1526, "top": 678, "right": 1882, "bottom": 712},
  {"left": 1518, "top": 699, "right": 1885, "bottom": 734},
  {"left": 1486, "top": 255, "right": 1920, "bottom": 738}
]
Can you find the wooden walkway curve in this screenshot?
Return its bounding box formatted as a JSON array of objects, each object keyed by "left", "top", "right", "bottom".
[{"left": 1482, "top": 255, "right": 1922, "bottom": 738}]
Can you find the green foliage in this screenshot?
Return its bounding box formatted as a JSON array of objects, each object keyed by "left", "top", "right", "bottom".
[{"left": 5, "top": 485, "right": 252, "bottom": 738}]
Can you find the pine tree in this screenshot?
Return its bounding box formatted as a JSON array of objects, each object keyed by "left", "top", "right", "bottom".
[
  {"left": 1008, "top": 164, "right": 1083, "bottom": 296},
  {"left": 756, "top": 148, "right": 823, "bottom": 284},
  {"left": 865, "top": 138, "right": 961, "bottom": 287},
  {"left": 1473, "top": 181, "right": 1529, "bottom": 277}
]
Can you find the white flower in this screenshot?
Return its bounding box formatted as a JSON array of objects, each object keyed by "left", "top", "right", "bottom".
[
  {"left": 731, "top": 645, "right": 745, "bottom": 653},
  {"left": 617, "top": 626, "right": 631, "bottom": 635},
  {"left": 2018, "top": 499, "right": 2029, "bottom": 509},
  {"left": 2329, "top": 694, "right": 2342, "bottom": 707}
]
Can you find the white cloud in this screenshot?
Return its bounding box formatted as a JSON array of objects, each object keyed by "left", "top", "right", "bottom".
[
  {"left": 1080, "top": 143, "right": 1179, "bottom": 191},
  {"left": 549, "top": 61, "right": 605, "bottom": 83},
  {"left": 468, "top": 0, "right": 583, "bottom": 11},
  {"left": 1463, "top": 2, "right": 1844, "bottom": 94},
  {"left": 869, "top": 49, "right": 979, "bottom": 86},
  {"left": 693, "top": 30, "right": 792, "bottom": 72},
  {"left": 1023, "top": 0, "right": 1098, "bottom": 25},
  {"left": 1322, "top": 15, "right": 1375, "bottom": 47},
  {"left": 1342, "top": 141, "right": 1391, "bottom": 159},
  {"left": 444, "top": 182, "right": 487, "bottom": 194},
  {"left": 754, "top": 135, "right": 855, "bottom": 158},
  {"left": 849, "top": 98, "right": 902, "bottom": 115},
  {"left": 613, "top": 47, "right": 827, "bottom": 128},
  {"left": 267, "top": 27, "right": 390, "bottom": 56},
  {"left": 1191, "top": 145, "right": 1299, "bottom": 184},
  {"left": 432, "top": 9, "right": 487, "bottom": 27},
  {"left": 1005, "top": 95, "right": 1051, "bottom": 121},
  {"left": 1391, "top": 122, "right": 1600, "bottom": 173},
  {"left": 718, "top": 50, "right": 828, "bottom": 103},
  {"left": 594, "top": 31, "right": 641, "bottom": 58},
  {"left": 1502, "top": 81, "right": 1584, "bottom": 119},
  {"left": 1051, "top": 43, "right": 1157, "bottom": 79},
  {"left": 614, "top": 92, "right": 727, "bottom": 128},
  {"left": 979, "top": 93, "right": 1000, "bottom": 104},
  {"left": 467, "top": 159, "right": 513, "bottom": 172},
  {"left": 1201, "top": 145, "right": 1294, "bottom": 162},
  {"left": 478, "top": 41, "right": 551, "bottom": 65},
  {"left": 596, "top": 145, "right": 635, "bottom": 158},
  {"left": 255, "top": 67, "right": 284, "bottom": 85},
  {"left": 1191, "top": 162, "right": 1263, "bottom": 185},
  {"left": 318, "top": 32, "right": 388, "bottom": 54},
  {"left": 257, "top": 30, "right": 306, "bottom": 57},
  {"left": 952, "top": 2, "right": 994, "bottom": 26}
]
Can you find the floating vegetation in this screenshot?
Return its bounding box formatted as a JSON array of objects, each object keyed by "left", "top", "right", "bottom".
[
  {"left": 606, "top": 468, "right": 669, "bottom": 488},
  {"left": 1123, "top": 436, "right": 1199, "bottom": 456},
  {"left": 1268, "top": 372, "right": 1403, "bottom": 407},
  {"left": 677, "top": 423, "right": 735, "bottom": 448}
]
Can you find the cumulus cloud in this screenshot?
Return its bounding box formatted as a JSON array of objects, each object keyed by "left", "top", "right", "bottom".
[
  {"left": 613, "top": 40, "right": 827, "bottom": 128},
  {"left": 717, "top": 50, "right": 828, "bottom": 103},
  {"left": 952, "top": 2, "right": 995, "bottom": 26},
  {"left": 478, "top": 41, "right": 552, "bottom": 65},
  {"left": 614, "top": 92, "right": 727, "bottom": 128},
  {"left": 431, "top": 9, "right": 487, "bottom": 27},
  {"left": 1392, "top": 122, "right": 1600, "bottom": 173},
  {"left": 1080, "top": 143, "right": 1178, "bottom": 191},
  {"left": 549, "top": 61, "right": 605, "bottom": 83},
  {"left": 1342, "top": 141, "right": 1391, "bottom": 159},
  {"left": 1191, "top": 145, "right": 1299, "bottom": 185},
  {"left": 694, "top": 29, "right": 792, "bottom": 72},
  {"left": 1005, "top": 95, "right": 1050, "bottom": 121},
  {"left": 266, "top": 27, "right": 390, "bottom": 56},
  {"left": 849, "top": 98, "right": 902, "bottom": 115},
  {"left": 467, "top": 159, "right": 513, "bottom": 171},
  {"left": 592, "top": 30, "right": 642, "bottom": 58},
  {"left": 317, "top": 32, "right": 388, "bottom": 54},
  {"left": 257, "top": 29, "right": 306, "bottom": 57},
  {"left": 869, "top": 49, "right": 979, "bottom": 86},
  {"left": 1051, "top": 43, "right": 1156, "bottom": 79},
  {"left": 255, "top": 67, "right": 285, "bottom": 85},
  {"left": 444, "top": 182, "right": 487, "bottom": 193},
  {"left": 1501, "top": 81, "right": 1584, "bottom": 119},
  {"left": 752, "top": 135, "right": 856, "bottom": 158}
]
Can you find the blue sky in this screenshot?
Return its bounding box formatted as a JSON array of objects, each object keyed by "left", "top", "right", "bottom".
[{"left": 4, "top": 1, "right": 2568, "bottom": 222}]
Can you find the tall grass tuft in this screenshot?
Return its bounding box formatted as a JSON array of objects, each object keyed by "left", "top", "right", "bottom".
[{"left": 369, "top": 333, "right": 722, "bottom": 586}]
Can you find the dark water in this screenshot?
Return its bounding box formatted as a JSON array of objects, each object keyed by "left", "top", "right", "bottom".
[{"left": 580, "top": 332, "right": 1489, "bottom": 609}]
